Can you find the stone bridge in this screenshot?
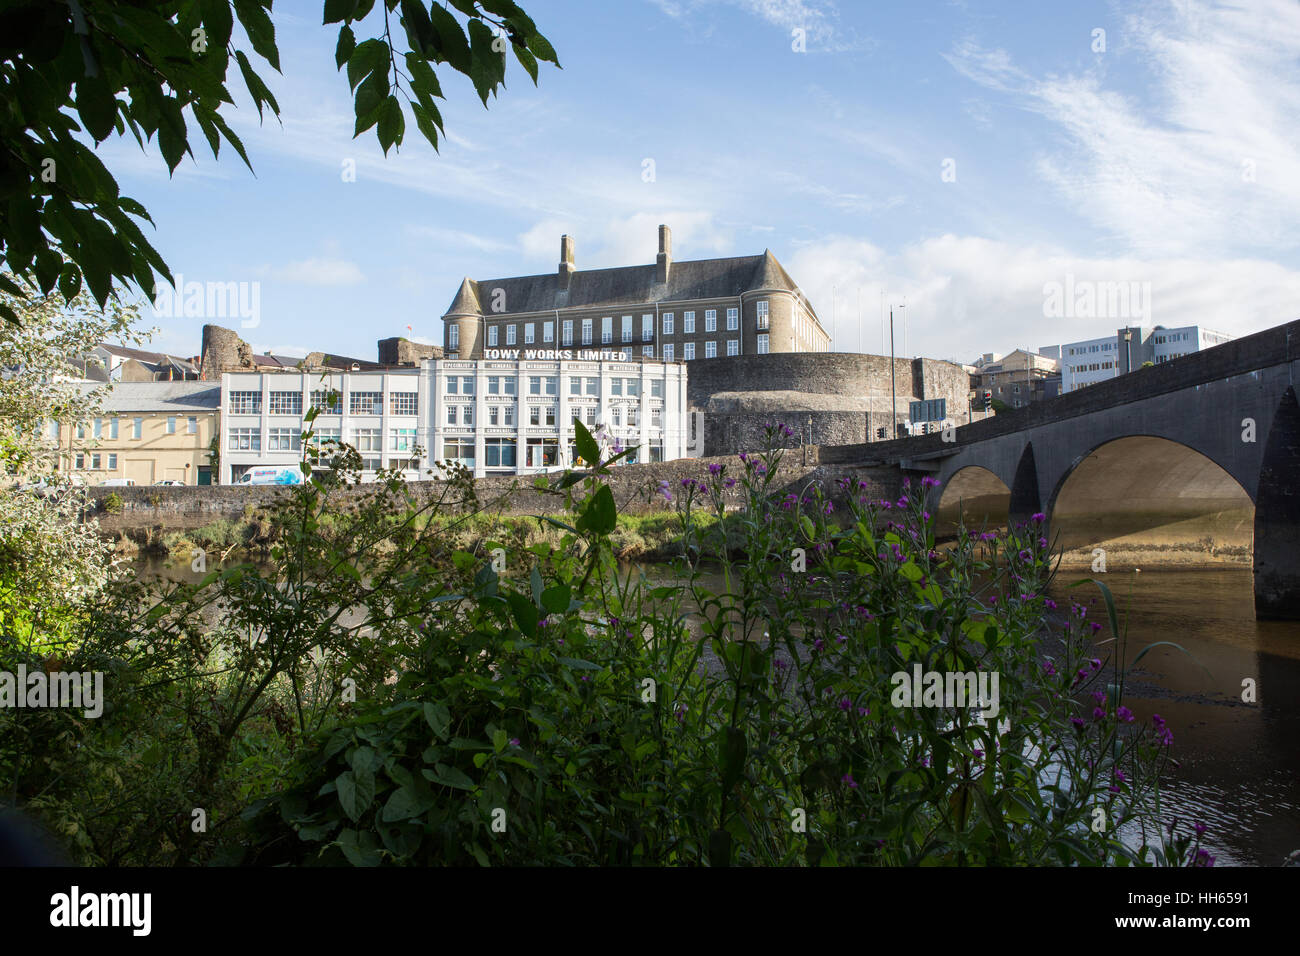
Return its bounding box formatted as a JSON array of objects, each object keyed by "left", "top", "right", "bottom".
[{"left": 819, "top": 320, "right": 1300, "bottom": 619}]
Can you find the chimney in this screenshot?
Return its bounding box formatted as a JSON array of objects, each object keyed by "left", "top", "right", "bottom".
[
  {"left": 656, "top": 224, "right": 672, "bottom": 284},
  {"left": 558, "top": 234, "right": 575, "bottom": 290}
]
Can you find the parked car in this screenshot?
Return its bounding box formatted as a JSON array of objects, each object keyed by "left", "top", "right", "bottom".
[
  {"left": 15, "top": 475, "right": 85, "bottom": 495},
  {"left": 235, "top": 466, "right": 304, "bottom": 486},
  {"left": 99, "top": 478, "right": 136, "bottom": 487},
  {"left": 154, "top": 479, "right": 185, "bottom": 486}
]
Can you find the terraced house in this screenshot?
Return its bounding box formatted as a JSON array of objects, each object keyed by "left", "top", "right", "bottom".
[
  {"left": 441, "top": 225, "right": 830, "bottom": 363},
  {"left": 55, "top": 382, "right": 220, "bottom": 485}
]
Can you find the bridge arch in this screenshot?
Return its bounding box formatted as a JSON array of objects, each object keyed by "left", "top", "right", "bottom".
[
  {"left": 1046, "top": 435, "right": 1254, "bottom": 564},
  {"left": 935, "top": 465, "right": 1010, "bottom": 536}
]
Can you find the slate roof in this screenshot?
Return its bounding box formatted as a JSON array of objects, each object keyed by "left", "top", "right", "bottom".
[
  {"left": 97, "top": 343, "right": 199, "bottom": 374},
  {"left": 444, "top": 250, "right": 813, "bottom": 318},
  {"left": 81, "top": 382, "right": 221, "bottom": 413}
]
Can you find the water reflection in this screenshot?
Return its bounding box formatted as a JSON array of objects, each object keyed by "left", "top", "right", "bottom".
[{"left": 1048, "top": 568, "right": 1300, "bottom": 866}]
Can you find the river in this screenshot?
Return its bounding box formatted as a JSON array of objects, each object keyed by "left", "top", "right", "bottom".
[{"left": 133, "top": 555, "right": 1298, "bottom": 866}]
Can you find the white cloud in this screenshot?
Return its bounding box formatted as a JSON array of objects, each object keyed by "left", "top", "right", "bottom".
[
  {"left": 787, "top": 233, "right": 1300, "bottom": 363},
  {"left": 944, "top": 0, "right": 1300, "bottom": 257},
  {"left": 264, "top": 258, "right": 365, "bottom": 286}
]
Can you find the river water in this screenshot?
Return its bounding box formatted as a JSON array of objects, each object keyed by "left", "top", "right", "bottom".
[
  {"left": 134, "top": 555, "right": 1298, "bottom": 866},
  {"left": 1046, "top": 568, "right": 1300, "bottom": 867}
]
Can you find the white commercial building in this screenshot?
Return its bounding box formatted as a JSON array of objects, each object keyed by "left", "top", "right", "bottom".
[
  {"left": 1043, "top": 324, "right": 1233, "bottom": 394},
  {"left": 220, "top": 368, "right": 426, "bottom": 484},
  {"left": 429, "top": 352, "right": 688, "bottom": 474},
  {"left": 219, "top": 352, "right": 690, "bottom": 483}
]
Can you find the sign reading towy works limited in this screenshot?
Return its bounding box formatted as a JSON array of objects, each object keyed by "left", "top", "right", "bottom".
[{"left": 483, "top": 348, "right": 632, "bottom": 361}]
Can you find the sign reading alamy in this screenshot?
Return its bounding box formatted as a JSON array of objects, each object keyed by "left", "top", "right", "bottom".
[{"left": 0, "top": 666, "right": 103, "bottom": 718}]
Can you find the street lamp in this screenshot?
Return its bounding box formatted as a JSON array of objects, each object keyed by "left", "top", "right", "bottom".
[
  {"left": 1123, "top": 329, "right": 1133, "bottom": 374},
  {"left": 889, "top": 303, "right": 905, "bottom": 437}
]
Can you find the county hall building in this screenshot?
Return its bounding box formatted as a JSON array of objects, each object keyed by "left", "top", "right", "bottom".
[{"left": 441, "top": 225, "right": 830, "bottom": 362}]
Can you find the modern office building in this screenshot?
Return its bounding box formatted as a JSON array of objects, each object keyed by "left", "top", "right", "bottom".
[
  {"left": 441, "top": 224, "right": 830, "bottom": 363},
  {"left": 429, "top": 353, "right": 688, "bottom": 474},
  {"left": 219, "top": 352, "right": 689, "bottom": 482},
  {"left": 1042, "top": 325, "right": 1233, "bottom": 394},
  {"left": 220, "top": 368, "right": 424, "bottom": 484}
]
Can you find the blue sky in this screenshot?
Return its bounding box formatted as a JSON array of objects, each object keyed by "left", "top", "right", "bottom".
[{"left": 103, "top": 0, "right": 1300, "bottom": 365}]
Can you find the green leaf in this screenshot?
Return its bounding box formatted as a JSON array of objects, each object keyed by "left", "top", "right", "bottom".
[
  {"left": 236, "top": 50, "right": 280, "bottom": 119},
  {"left": 506, "top": 591, "right": 539, "bottom": 638},
  {"left": 324, "top": 0, "right": 357, "bottom": 25},
  {"left": 427, "top": 2, "right": 473, "bottom": 73},
  {"left": 423, "top": 763, "right": 476, "bottom": 791},
  {"left": 347, "top": 39, "right": 388, "bottom": 91},
  {"left": 335, "top": 769, "right": 374, "bottom": 822},
  {"left": 540, "top": 583, "right": 570, "bottom": 614},
  {"left": 577, "top": 484, "right": 617, "bottom": 536},
  {"left": 400, "top": 0, "right": 434, "bottom": 52},
  {"left": 232, "top": 0, "right": 280, "bottom": 71},
  {"left": 75, "top": 76, "right": 117, "bottom": 141},
  {"left": 376, "top": 95, "right": 404, "bottom": 153},
  {"left": 422, "top": 702, "right": 450, "bottom": 740},
  {"left": 379, "top": 786, "right": 431, "bottom": 822},
  {"left": 200, "top": 0, "right": 235, "bottom": 49},
  {"left": 525, "top": 31, "right": 559, "bottom": 65},
  {"left": 336, "top": 827, "right": 381, "bottom": 866},
  {"left": 335, "top": 25, "right": 356, "bottom": 68},
  {"left": 354, "top": 69, "right": 388, "bottom": 120},
  {"left": 573, "top": 418, "right": 599, "bottom": 467}
]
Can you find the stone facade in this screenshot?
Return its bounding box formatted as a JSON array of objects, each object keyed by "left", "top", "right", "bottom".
[
  {"left": 687, "top": 352, "right": 975, "bottom": 457},
  {"left": 377, "top": 337, "right": 444, "bottom": 366},
  {"left": 88, "top": 456, "right": 904, "bottom": 530}
]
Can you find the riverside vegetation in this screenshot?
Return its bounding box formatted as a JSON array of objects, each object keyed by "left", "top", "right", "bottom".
[{"left": 1, "top": 419, "right": 1211, "bottom": 866}]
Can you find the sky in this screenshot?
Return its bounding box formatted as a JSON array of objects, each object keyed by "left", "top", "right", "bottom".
[{"left": 101, "top": 0, "right": 1300, "bottom": 366}]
